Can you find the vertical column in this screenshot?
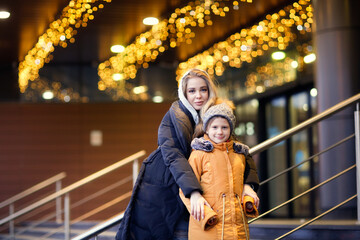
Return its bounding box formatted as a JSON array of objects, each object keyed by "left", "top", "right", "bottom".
[
  {"left": 314, "top": 0, "right": 360, "bottom": 217},
  {"left": 355, "top": 104, "right": 360, "bottom": 222}
]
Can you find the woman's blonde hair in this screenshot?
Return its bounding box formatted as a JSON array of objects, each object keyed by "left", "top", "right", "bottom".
[{"left": 179, "top": 69, "right": 219, "bottom": 138}]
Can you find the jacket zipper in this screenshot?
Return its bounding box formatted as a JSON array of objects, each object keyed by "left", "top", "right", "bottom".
[{"left": 221, "top": 193, "right": 225, "bottom": 240}]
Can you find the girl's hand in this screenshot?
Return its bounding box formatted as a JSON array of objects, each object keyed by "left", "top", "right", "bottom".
[
  {"left": 242, "top": 184, "right": 260, "bottom": 208},
  {"left": 190, "top": 191, "right": 211, "bottom": 221}
]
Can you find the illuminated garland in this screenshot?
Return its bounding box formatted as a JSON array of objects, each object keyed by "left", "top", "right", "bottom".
[
  {"left": 176, "top": 0, "right": 313, "bottom": 95},
  {"left": 97, "top": 0, "right": 252, "bottom": 100},
  {"left": 22, "top": 79, "right": 82, "bottom": 102},
  {"left": 245, "top": 57, "right": 297, "bottom": 94},
  {"left": 18, "top": 0, "right": 111, "bottom": 94},
  {"left": 244, "top": 42, "right": 313, "bottom": 95}
]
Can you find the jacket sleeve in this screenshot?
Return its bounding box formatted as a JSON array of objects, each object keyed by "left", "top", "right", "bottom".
[
  {"left": 179, "top": 152, "right": 218, "bottom": 230},
  {"left": 158, "top": 110, "right": 202, "bottom": 197},
  {"left": 244, "top": 154, "right": 259, "bottom": 192},
  {"left": 179, "top": 189, "right": 218, "bottom": 231}
]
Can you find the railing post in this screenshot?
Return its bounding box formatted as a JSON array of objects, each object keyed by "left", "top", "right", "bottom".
[
  {"left": 56, "top": 179, "right": 62, "bottom": 223},
  {"left": 355, "top": 103, "right": 360, "bottom": 223},
  {"left": 9, "top": 203, "right": 15, "bottom": 240},
  {"left": 132, "top": 158, "right": 139, "bottom": 186},
  {"left": 64, "top": 193, "right": 70, "bottom": 240}
]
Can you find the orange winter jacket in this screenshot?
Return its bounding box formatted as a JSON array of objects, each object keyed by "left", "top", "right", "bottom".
[{"left": 180, "top": 135, "right": 251, "bottom": 240}]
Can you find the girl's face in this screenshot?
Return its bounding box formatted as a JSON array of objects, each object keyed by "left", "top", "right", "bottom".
[
  {"left": 185, "top": 77, "right": 209, "bottom": 110},
  {"left": 206, "top": 117, "right": 231, "bottom": 144}
]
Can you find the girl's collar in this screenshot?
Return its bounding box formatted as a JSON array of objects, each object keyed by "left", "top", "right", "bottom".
[{"left": 191, "top": 134, "right": 250, "bottom": 155}]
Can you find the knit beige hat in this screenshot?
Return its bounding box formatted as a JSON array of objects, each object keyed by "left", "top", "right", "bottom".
[{"left": 202, "top": 102, "right": 236, "bottom": 133}]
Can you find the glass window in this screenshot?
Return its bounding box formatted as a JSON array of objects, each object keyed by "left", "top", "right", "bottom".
[
  {"left": 266, "top": 96, "right": 288, "bottom": 217},
  {"left": 234, "top": 99, "right": 259, "bottom": 147},
  {"left": 289, "top": 92, "right": 311, "bottom": 217}
]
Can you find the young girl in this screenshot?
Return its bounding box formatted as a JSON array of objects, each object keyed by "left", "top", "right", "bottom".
[{"left": 180, "top": 102, "right": 259, "bottom": 240}]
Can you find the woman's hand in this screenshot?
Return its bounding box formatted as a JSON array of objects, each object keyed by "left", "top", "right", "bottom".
[
  {"left": 190, "top": 191, "right": 210, "bottom": 221},
  {"left": 242, "top": 184, "right": 260, "bottom": 208}
]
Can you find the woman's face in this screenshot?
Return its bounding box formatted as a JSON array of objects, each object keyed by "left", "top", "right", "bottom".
[
  {"left": 185, "top": 77, "right": 209, "bottom": 110},
  {"left": 206, "top": 117, "right": 231, "bottom": 144}
]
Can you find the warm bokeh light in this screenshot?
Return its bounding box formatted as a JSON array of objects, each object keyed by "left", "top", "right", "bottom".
[
  {"left": 98, "top": 0, "right": 253, "bottom": 100},
  {"left": 272, "top": 51, "right": 286, "bottom": 60},
  {"left": 143, "top": 17, "right": 159, "bottom": 25},
  {"left": 110, "top": 45, "right": 125, "bottom": 53},
  {"left": 133, "top": 85, "right": 148, "bottom": 94},
  {"left": 0, "top": 11, "right": 10, "bottom": 19},
  {"left": 42, "top": 90, "right": 54, "bottom": 100},
  {"left": 112, "top": 73, "right": 123, "bottom": 81},
  {"left": 291, "top": 60, "right": 299, "bottom": 68},
  {"left": 310, "top": 88, "right": 317, "bottom": 97},
  {"left": 152, "top": 95, "right": 164, "bottom": 103},
  {"left": 304, "top": 53, "right": 316, "bottom": 63},
  {"left": 176, "top": 0, "right": 313, "bottom": 96},
  {"left": 18, "top": 0, "right": 112, "bottom": 100}
]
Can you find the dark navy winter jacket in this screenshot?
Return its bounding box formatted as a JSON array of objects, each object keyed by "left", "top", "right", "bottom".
[{"left": 115, "top": 101, "right": 202, "bottom": 240}]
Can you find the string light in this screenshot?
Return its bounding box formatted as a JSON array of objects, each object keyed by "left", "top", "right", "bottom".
[
  {"left": 97, "top": 0, "right": 252, "bottom": 100},
  {"left": 176, "top": 0, "right": 313, "bottom": 96},
  {"left": 0, "top": 11, "right": 10, "bottom": 19},
  {"left": 18, "top": 0, "right": 111, "bottom": 100},
  {"left": 19, "top": 0, "right": 313, "bottom": 102},
  {"left": 22, "top": 78, "right": 84, "bottom": 102},
  {"left": 245, "top": 57, "right": 298, "bottom": 95}
]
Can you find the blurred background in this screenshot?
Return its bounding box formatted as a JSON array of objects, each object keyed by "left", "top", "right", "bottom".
[{"left": 0, "top": 0, "right": 359, "bottom": 225}]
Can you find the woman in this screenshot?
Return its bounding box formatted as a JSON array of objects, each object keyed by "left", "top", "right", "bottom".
[{"left": 115, "top": 69, "right": 259, "bottom": 240}]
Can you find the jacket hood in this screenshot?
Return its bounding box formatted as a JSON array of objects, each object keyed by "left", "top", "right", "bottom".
[{"left": 191, "top": 135, "right": 250, "bottom": 156}]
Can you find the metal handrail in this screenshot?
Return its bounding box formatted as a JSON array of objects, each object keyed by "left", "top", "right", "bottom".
[
  {"left": 249, "top": 93, "right": 360, "bottom": 155},
  {"left": 72, "top": 212, "right": 125, "bottom": 240},
  {"left": 275, "top": 194, "right": 357, "bottom": 240},
  {"left": 40, "top": 191, "right": 132, "bottom": 239},
  {"left": 0, "top": 172, "right": 66, "bottom": 208},
  {"left": 15, "top": 176, "right": 133, "bottom": 237},
  {"left": 249, "top": 164, "right": 356, "bottom": 223},
  {"left": 0, "top": 150, "right": 146, "bottom": 226},
  {"left": 259, "top": 134, "right": 355, "bottom": 186}
]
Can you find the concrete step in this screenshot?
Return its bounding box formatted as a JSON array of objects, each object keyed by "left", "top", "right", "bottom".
[{"left": 2, "top": 219, "right": 359, "bottom": 240}]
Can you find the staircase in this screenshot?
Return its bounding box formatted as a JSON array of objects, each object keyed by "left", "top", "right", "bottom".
[{"left": 0, "top": 221, "right": 117, "bottom": 240}]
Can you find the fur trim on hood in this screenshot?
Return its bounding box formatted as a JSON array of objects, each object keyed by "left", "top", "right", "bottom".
[{"left": 191, "top": 137, "right": 250, "bottom": 156}]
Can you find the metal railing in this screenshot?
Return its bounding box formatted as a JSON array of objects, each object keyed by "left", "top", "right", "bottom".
[
  {"left": 249, "top": 93, "right": 360, "bottom": 155},
  {"left": 15, "top": 176, "right": 133, "bottom": 239},
  {"left": 0, "top": 150, "right": 145, "bottom": 240},
  {"left": 71, "top": 93, "right": 360, "bottom": 240},
  {"left": 72, "top": 212, "right": 125, "bottom": 240},
  {"left": 0, "top": 172, "right": 66, "bottom": 237},
  {"left": 249, "top": 164, "right": 356, "bottom": 223}
]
